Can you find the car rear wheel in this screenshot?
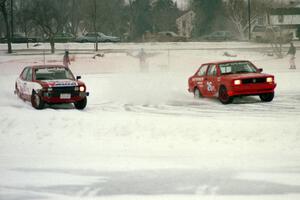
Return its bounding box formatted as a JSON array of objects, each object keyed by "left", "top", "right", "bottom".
[
  {"left": 194, "top": 88, "right": 202, "bottom": 99},
  {"left": 31, "top": 91, "right": 45, "bottom": 109},
  {"left": 219, "top": 86, "right": 233, "bottom": 104},
  {"left": 259, "top": 92, "right": 274, "bottom": 102},
  {"left": 74, "top": 97, "right": 87, "bottom": 110}
]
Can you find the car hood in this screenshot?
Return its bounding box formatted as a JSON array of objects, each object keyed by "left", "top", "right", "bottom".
[
  {"left": 40, "top": 79, "right": 78, "bottom": 87},
  {"left": 224, "top": 73, "right": 273, "bottom": 79}
]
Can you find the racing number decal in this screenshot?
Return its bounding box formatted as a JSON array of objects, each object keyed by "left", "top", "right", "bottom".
[{"left": 207, "top": 81, "right": 215, "bottom": 92}]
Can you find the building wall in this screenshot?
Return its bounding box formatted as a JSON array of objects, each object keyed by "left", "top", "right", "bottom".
[
  {"left": 270, "top": 15, "right": 300, "bottom": 25},
  {"left": 176, "top": 11, "right": 195, "bottom": 38}
]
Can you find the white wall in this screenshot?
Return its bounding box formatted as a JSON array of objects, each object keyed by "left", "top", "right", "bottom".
[{"left": 270, "top": 15, "right": 300, "bottom": 25}]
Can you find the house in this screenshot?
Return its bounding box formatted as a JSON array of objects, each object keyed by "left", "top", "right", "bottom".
[
  {"left": 268, "top": 3, "right": 300, "bottom": 39},
  {"left": 176, "top": 10, "right": 195, "bottom": 38}
]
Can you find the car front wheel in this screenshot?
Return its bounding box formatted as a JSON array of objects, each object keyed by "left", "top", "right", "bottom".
[
  {"left": 74, "top": 97, "right": 87, "bottom": 110},
  {"left": 31, "top": 91, "right": 45, "bottom": 109},
  {"left": 259, "top": 92, "right": 274, "bottom": 102},
  {"left": 194, "top": 88, "right": 202, "bottom": 99},
  {"left": 219, "top": 86, "right": 233, "bottom": 104}
]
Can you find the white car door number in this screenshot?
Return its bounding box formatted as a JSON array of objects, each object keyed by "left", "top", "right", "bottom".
[{"left": 207, "top": 81, "right": 215, "bottom": 92}]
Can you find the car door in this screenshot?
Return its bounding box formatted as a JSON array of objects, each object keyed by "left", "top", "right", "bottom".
[
  {"left": 190, "top": 64, "right": 209, "bottom": 96},
  {"left": 17, "top": 67, "right": 30, "bottom": 99},
  {"left": 23, "top": 67, "right": 34, "bottom": 99},
  {"left": 203, "top": 64, "right": 219, "bottom": 97},
  {"left": 87, "top": 33, "right": 96, "bottom": 42}
]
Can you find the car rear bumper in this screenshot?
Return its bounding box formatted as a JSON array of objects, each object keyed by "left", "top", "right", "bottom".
[{"left": 229, "top": 83, "right": 277, "bottom": 96}]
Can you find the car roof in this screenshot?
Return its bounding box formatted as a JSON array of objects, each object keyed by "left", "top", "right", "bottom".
[
  {"left": 27, "top": 65, "right": 68, "bottom": 69},
  {"left": 201, "top": 60, "right": 251, "bottom": 66}
]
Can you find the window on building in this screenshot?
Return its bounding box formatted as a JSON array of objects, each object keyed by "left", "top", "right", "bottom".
[{"left": 278, "top": 15, "right": 284, "bottom": 23}]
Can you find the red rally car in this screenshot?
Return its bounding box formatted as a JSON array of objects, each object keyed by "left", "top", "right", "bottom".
[
  {"left": 15, "top": 65, "right": 89, "bottom": 109},
  {"left": 188, "top": 60, "right": 277, "bottom": 104}
]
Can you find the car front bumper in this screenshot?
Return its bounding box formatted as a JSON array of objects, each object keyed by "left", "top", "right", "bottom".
[{"left": 229, "top": 83, "right": 277, "bottom": 96}]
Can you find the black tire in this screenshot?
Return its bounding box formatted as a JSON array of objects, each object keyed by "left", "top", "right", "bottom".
[
  {"left": 31, "top": 91, "right": 45, "bottom": 109},
  {"left": 259, "top": 92, "right": 274, "bottom": 102},
  {"left": 218, "top": 86, "right": 234, "bottom": 104},
  {"left": 15, "top": 83, "right": 21, "bottom": 97},
  {"left": 74, "top": 97, "right": 87, "bottom": 110},
  {"left": 194, "top": 88, "right": 202, "bottom": 99}
]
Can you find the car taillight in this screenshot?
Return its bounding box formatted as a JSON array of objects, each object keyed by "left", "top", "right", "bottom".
[{"left": 234, "top": 80, "right": 242, "bottom": 85}]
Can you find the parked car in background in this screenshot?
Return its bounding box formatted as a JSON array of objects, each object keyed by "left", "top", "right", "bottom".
[
  {"left": 143, "top": 31, "right": 186, "bottom": 42},
  {"left": 1, "top": 33, "right": 39, "bottom": 43},
  {"left": 252, "top": 25, "right": 293, "bottom": 43},
  {"left": 201, "top": 31, "right": 236, "bottom": 41},
  {"left": 156, "top": 31, "right": 187, "bottom": 42},
  {"left": 75, "top": 32, "right": 120, "bottom": 43},
  {"left": 53, "top": 33, "right": 75, "bottom": 43},
  {"left": 188, "top": 60, "right": 277, "bottom": 104},
  {"left": 15, "top": 65, "right": 89, "bottom": 110}
]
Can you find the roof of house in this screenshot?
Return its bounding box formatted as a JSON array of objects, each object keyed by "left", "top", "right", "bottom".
[{"left": 176, "top": 10, "right": 195, "bottom": 20}]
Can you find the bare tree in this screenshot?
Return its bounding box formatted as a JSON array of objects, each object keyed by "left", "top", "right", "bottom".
[
  {"left": 30, "top": 0, "right": 70, "bottom": 53},
  {"left": 0, "top": 0, "right": 12, "bottom": 53},
  {"left": 224, "top": 0, "right": 271, "bottom": 40}
]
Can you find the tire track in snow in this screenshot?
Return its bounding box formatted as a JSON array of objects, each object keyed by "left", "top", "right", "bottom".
[{"left": 89, "top": 93, "right": 300, "bottom": 119}]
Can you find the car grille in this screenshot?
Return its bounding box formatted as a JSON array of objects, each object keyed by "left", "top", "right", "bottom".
[
  {"left": 46, "top": 86, "right": 79, "bottom": 97},
  {"left": 242, "top": 78, "right": 266, "bottom": 84}
]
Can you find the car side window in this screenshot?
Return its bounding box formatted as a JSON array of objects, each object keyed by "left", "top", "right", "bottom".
[
  {"left": 21, "top": 68, "right": 29, "bottom": 80},
  {"left": 207, "top": 64, "right": 217, "bottom": 76},
  {"left": 26, "top": 68, "right": 32, "bottom": 81},
  {"left": 197, "top": 65, "right": 208, "bottom": 76}
]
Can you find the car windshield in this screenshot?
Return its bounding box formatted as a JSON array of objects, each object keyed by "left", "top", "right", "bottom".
[
  {"left": 35, "top": 67, "right": 74, "bottom": 80},
  {"left": 219, "top": 61, "right": 257, "bottom": 75}
]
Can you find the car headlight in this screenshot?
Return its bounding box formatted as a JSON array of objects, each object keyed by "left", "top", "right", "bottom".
[
  {"left": 266, "top": 77, "right": 273, "bottom": 83},
  {"left": 79, "top": 86, "right": 85, "bottom": 92},
  {"left": 234, "top": 80, "right": 242, "bottom": 85},
  {"left": 47, "top": 87, "right": 53, "bottom": 92}
]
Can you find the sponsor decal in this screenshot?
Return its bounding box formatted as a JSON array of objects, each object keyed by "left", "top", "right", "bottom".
[
  {"left": 44, "top": 80, "right": 77, "bottom": 87},
  {"left": 193, "top": 77, "right": 204, "bottom": 82}
]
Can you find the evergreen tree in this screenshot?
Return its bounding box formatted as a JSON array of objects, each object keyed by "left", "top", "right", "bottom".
[
  {"left": 152, "top": 0, "right": 180, "bottom": 32},
  {"left": 191, "top": 0, "right": 224, "bottom": 37},
  {"left": 0, "top": 0, "right": 12, "bottom": 53},
  {"left": 128, "top": 0, "right": 152, "bottom": 39}
]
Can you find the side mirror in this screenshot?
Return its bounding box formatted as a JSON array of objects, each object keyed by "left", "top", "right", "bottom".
[
  {"left": 258, "top": 68, "right": 263, "bottom": 73},
  {"left": 76, "top": 76, "right": 81, "bottom": 80}
]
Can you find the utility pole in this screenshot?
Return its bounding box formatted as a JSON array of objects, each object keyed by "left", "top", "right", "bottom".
[
  {"left": 94, "top": 0, "right": 98, "bottom": 51},
  {"left": 248, "top": 0, "right": 251, "bottom": 40}
]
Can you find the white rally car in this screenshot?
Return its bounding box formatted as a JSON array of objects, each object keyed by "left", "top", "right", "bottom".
[{"left": 15, "top": 65, "right": 89, "bottom": 109}]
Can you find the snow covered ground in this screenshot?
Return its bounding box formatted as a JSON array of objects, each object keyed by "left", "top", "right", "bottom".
[{"left": 0, "top": 42, "right": 300, "bottom": 200}]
